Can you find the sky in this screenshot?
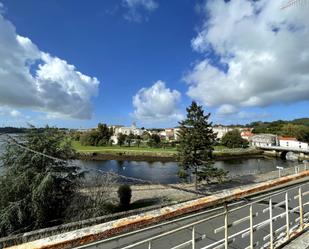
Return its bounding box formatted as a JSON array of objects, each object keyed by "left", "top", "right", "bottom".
[{"left": 0, "top": 0, "right": 308, "bottom": 128}]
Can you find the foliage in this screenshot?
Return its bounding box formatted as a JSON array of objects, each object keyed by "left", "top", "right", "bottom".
[
  {"left": 177, "top": 101, "right": 225, "bottom": 190},
  {"left": 250, "top": 119, "right": 309, "bottom": 143},
  {"left": 126, "top": 133, "right": 135, "bottom": 147},
  {"left": 0, "top": 127, "right": 80, "bottom": 236},
  {"left": 281, "top": 124, "right": 309, "bottom": 142},
  {"left": 142, "top": 131, "right": 151, "bottom": 140},
  {"left": 147, "top": 134, "right": 161, "bottom": 148},
  {"left": 117, "top": 133, "right": 127, "bottom": 147},
  {"left": 135, "top": 135, "right": 142, "bottom": 148},
  {"left": 80, "top": 123, "right": 113, "bottom": 146},
  {"left": 221, "top": 130, "right": 249, "bottom": 148},
  {"left": 117, "top": 184, "right": 132, "bottom": 210}
]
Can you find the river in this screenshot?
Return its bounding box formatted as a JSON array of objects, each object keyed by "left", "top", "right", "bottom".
[
  {"left": 75, "top": 158, "right": 299, "bottom": 184},
  {"left": 0, "top": 136, "right": 300, "bottom": 183}
]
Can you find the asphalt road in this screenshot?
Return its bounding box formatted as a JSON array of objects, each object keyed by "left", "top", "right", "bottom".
[{"left": 76, "top": 179, "right": 309, "bottom": 249}]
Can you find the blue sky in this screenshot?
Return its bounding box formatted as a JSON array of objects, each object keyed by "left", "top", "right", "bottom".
[{"left": 0, "top": 0, "right": 308, "bottom": 128}]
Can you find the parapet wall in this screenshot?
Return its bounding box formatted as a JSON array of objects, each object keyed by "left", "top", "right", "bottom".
[{"left": 4, "top": 170, "right": 309, "bottom": 249}]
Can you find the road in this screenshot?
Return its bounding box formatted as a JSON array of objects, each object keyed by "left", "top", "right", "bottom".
[{"left": 76, "top": 179, "right": 309, "bottom": 249}]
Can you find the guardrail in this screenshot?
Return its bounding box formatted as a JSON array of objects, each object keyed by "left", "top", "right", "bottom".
[
  {"left": 276, "top": 163, "right": 308, "bottom": 178},
  {"left": 5, "top": 171, "right": 309, "bottom": 249},
  {"left": 113, "top": 182, "right": 309, "bottom": 249}
]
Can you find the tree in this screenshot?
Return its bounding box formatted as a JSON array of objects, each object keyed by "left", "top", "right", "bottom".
[
  {"left": 0, "top": 127, "right": 80, "bottom": 236},
  {"left": 117, "top": 133, "right": 127, "bottom": 147},
  {"left": 135, "top": 135, "right": 142, "bottom": 148},
  {"left": 281, "top": 124, "right": 309, "bottom": 142},
  {"left": 79, "top": 123, "right": 113, "bottom": 146},
  {"left": 126, "top": 133, "right": 135, "bottom": 147},
  {"left": 147, "top": 134, "right": 161, "bottom": 148},
  {"left": 221, "top": 130, "right": 249, "bottom": 148},
  {"left": 177, "top": 101, "right": 224, "bottom": 190}
]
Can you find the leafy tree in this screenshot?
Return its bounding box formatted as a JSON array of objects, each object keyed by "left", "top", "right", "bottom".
[
  {"left": 80, "top": 129, "right": 99, "bottom": 146},
  {"left": 142, "top": 131, "right": 151, "bottom": 141},
  {"left": 135, "top": 135, "right": 142, "bottom": 148},
  {"left": 0, "top": 127, "right": 80, "bottom": 236},
  {"left": 147, "top": 134, "right": 161, "bottom": 148},
  {"left": 79, "top": 123, "right": 113, "bottom": 146},
  {"left": 221, "top": 130, "right": 249, "bottom": 148},
  {"left": 126, "top": 133, "right": 135, "bottom": 147},
  {"left": 177, "top": 101, "right": 224, "bottom": 190},
  {"left": 117, "top": 133, "right": 127, "bottom": 147}
]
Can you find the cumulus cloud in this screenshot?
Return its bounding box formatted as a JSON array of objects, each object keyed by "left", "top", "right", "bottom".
[
  {"left": 0, "top": 11, "right": 99, "bottom": 119},
  {"left": 217, "top": 104, "right": 238, "bottom": 116},
  {"left": 123, "top": 0, "right": 158, "bottom": 22},
  {"left": 0, "top": 106, "right": 26, "bottom": 119},
  {"left": 132, "top": 81, "right": 182, "bottom": 122},
  {"left": 185, "top": 0, "right": 309, "bottom": 116}
]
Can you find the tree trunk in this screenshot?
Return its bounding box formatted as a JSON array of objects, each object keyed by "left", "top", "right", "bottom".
[{"left": 194, "top": 166, "right": 198, "bottom": 191}]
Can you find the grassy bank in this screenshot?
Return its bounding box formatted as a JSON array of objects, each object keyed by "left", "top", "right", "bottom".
[
  {"left": 72, "top": 141, "right": 177, "bottom": 153},
  {"left": 72, "top": 141, "right": 263, "bottom": 161}
]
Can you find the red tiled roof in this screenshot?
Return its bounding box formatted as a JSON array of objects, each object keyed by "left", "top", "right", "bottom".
[
  {"left": 279, "top": 136, "right": 297, "bottom": 141},
  {"left": 241, "top": 131, "right": 254, "bottom": 137}
]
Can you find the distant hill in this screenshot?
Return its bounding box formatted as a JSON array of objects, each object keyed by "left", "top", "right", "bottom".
[
  {"left": 247, "top": 118, "right": 309, "bottom": 142},
  {"left": 291, "top": 118, "right": 309, "bottom": 126},
  {"left": 0, "top": 127, "right": 26, "bottom": 134}
]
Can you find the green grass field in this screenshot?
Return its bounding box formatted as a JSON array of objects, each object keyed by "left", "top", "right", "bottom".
[
  {"left": 72, "top": 141, "right": 177, "bottom": 154},
  {"left": 72, "top": 141, "right": 260, "bottom": 158}
]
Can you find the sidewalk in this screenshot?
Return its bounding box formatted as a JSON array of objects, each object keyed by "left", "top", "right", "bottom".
[{"left": 283, "top": 230, "right": 309, "bottom": 249}]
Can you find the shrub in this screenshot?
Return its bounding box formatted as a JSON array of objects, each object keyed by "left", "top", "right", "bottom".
[{"left": 117, "top": 184, "right": 132, "bottom": 210}]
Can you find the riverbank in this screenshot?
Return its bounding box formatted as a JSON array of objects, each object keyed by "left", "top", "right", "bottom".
[
  {"left": 73, "top": 141, "right": 263, "bottom": 161},
  {"left": 77, "top": 149, "right": 264, "bottom": 161}
]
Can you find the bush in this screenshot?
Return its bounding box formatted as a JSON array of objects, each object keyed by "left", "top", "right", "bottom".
[{"left": 117, "top": 184, "right": 132, "bottom": 210}]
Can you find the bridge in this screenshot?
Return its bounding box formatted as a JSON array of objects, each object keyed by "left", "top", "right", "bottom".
[
  {"left": 1, "top": 169, "right": 309, "bottom": 249},
  {"left": 258, "top": 145, "right": 309, "bottom": 160}
]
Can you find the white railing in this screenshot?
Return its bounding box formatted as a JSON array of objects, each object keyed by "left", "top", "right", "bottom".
[{"left": 116, "top": 182, "right": 309, "bottom": 249}]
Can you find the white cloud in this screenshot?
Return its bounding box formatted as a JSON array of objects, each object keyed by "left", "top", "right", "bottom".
[
  {"left": 0, "top": 11, "right": 99, "bottom": 119},
  {"left": 123, "top": 0, "right": 158, "bottom": 22},
  {"left": 185, "top": 0, "right": 309, "bottom": 117},
  {"left": 132, "top": 81, "right": 182, "bottom": 122},
  {"left": 217, "top": 104, "right": 238, "bottom": 116},
  {"left": 0, "top": 106, "right": 26, "bottom": 119}
]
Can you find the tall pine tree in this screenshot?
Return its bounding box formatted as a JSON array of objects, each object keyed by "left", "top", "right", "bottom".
[{"left": 177, "top": 101, "right": 225, "bottom": 190}]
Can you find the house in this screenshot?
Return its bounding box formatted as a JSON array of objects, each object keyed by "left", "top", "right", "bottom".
[
  {"left": 241, "top": 130, "right": 254, "bottom": 141},
  {"left": 159, "top": 130, "right": 167, "bottom": 139},
  {"left": 212, "top": 126, "right": 234, "bottom": 139},
  {"left": 113, "top": 123, "right": 144, "bottom": 136},
  {"left": 251, "top": 134, "right": 278, "bottom": 147},
  {"left": 279, "top": 136, "right": 309, "bottom": 150},
  {"left": 173, "top": 128, "right": 181, "bottom": 140}
]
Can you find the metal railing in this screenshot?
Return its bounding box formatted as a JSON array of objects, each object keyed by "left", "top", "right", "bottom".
[
  {"left": 115, "top": 181, "right": 309, "bottom": 249},
  {"left": 276, "top": 162, "right": 308, "bottom": 178}
]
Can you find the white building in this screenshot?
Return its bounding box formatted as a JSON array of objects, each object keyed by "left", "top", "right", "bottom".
[
  {"left": 113, "top": 123, "right": 144, "bottom": 136},
  {"left": 251, "top": 134, "right": 278, "bottom": 147},
  {"left": 212, "top": 126, "right": 234, "bottom": 139},
  {"left": 279, "top": 136, "right": 309, "bottom": 150}
]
